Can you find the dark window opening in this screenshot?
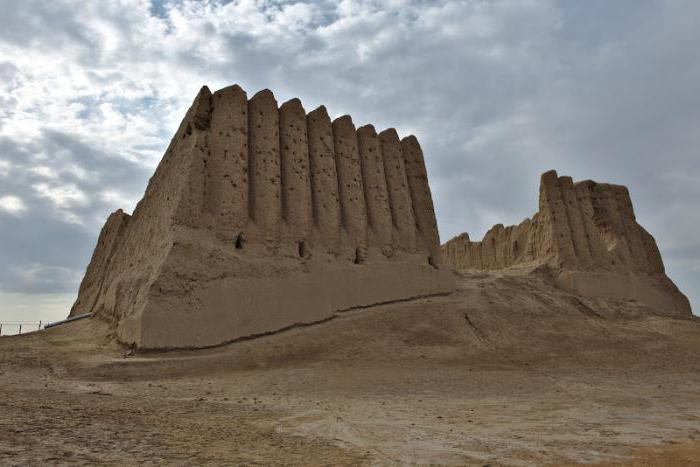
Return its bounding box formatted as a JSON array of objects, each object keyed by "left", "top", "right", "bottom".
[
  {"left": 298, "top": 241, "right": 307, "bottom": 258},
  {"left": 428, "top": 255, "right": 438, "bottom": 269},
  {"left": 354, "top": 247, "right": 365, "bottom": 265},
  {"left": 235, "top": 233, "right": 246, "bottom": 250}
]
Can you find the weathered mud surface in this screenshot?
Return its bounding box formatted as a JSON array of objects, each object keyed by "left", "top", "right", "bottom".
[
  {"left": 70, "top": 85, "right": 454, "bottom": 350},
  {"left": 442, "top": 170, "right": 691, "bottom": 317},
  {"left": 3, "top": 272, "right": 700, "bottom": 465}
]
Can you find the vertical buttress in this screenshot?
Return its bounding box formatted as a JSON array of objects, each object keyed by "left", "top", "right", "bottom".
[
  {"left": 401, "top": 135, "right": 440, "bottom": 262},
  {"left": 559, "top": 176, "right": 593, "bottom": 267},
  {"left": 379, "top": 129, "right": 416, "bottom": 252},
  {"left": 332, "top": 115, "right": 368, "bottom": 248},
  {"left": 574, "top": 181, "right": 608, "bottom": 267},
  {"left": 471, "top": 242, "right": 483, "bottom": 269},
  {"left": 639, "top": 226, "right": 665, "bottom": 273},
  {"left": 494, "top": 227, "right": 508, "bottom": 268},
  {"left": 248, "top": 90, "right": 281, "bottom": 244},
  {"left": 279, "top": 98, "right": 312, "bottom": 243},
  {"left": 594, "top": 183, "right": 633, "bottom": 268},
  {"left": 173, "top": 86, "right": 212, "bottom": 227},
  {"left": 357, "top": 125, "right": 392, "bottom": 249},
  {"left": 307, "top": 106, "right": 341, "bottom": 251},
  {"left": 612, "top": 185, "right": 649, "bottom": 272},
  {"left": 460, "top": 233, "right": 471, "bottom": 268},
  {"left": 207, "top": 85, "right": 249, "bottom": 235},
  {"left": 481, "top": 226, "right": 500, "bottom": 269},
  {"left": 539, "top": 171, "right": 576, "bottom": 267}
]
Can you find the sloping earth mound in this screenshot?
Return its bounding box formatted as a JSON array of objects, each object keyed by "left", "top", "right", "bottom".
[{"left": 1, "top": 271, "right": 699, "bottom": 465}]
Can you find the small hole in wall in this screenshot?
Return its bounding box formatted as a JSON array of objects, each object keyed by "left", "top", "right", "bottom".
[
  {"left": 353, "top": 247, "right": 366, "bottom": 265},
  {"left": 298, "top": 241, "right": 307, "bottom": 258},
  {"left": 428, "top": 255, "right": 438, "bottom": 269},
  {"left": 235, "top": 233, "right": 246, "bottom": 250}
]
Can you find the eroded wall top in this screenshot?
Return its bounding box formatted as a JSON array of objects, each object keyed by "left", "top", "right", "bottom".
[
  {"left": 166, "top": 84, "right": 442, "bottom": 262},
  {"left": 442, "top": 170, "right": 665, "bottom": 275},
  {"left": 441, "top": 170, "right": 691, "bottom": 316}
]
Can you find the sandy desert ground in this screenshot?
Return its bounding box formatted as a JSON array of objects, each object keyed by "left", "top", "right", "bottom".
[{"left": 2, "top": 270, "right": 700, "bottom": 465}]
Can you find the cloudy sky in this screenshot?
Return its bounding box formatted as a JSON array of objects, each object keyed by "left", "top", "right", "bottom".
[{"left": 0, "top": 0, "right": 697, "bottom": 326}]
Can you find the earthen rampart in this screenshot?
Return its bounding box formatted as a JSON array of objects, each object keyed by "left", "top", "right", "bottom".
[{"left": 71, "top": 85, "right": 455, "bottom": 348}]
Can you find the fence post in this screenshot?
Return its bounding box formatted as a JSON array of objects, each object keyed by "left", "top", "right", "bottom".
[
  {"left": 19, "top": 324, "right": 22, "bottom": 335},
  {"left": 39, "top": 321, "right": 42, "bottom": 331}
]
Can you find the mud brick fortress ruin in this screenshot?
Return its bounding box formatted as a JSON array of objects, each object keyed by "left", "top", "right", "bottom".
[
  {"left": 70, "top": 85, "right": 455, "bottom": 349},
  {"left": 70, "top": 84, "right": 690, "bottom": 350},
  {"left": 442, "top": 170, "right": 691, "bottom": 316}
]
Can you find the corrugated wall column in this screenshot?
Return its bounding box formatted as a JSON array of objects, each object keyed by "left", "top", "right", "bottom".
[
  {"left": 593, "top": 183, "right": 633, "bottom": 268},
  {"left": 379, "top": 129, "right": 416, "bottom": 252},
  {"left": 539, "top": 171, "right": 576, "bottom": 267},
  {"left": 307, "top": 106, "right": 341, "bottom": 253},
  {"left": 357, "top": 124, "right": 392, "bottom": 250},
  {"left": 279, "top": 98, "right": 312, "bottom": 247},
  {"left": 173, "top": 86, "right": 213, "bottom": 227},
  {"left": 559, "top": 176, "right": 593, "bottom": 267},
  {"left": 401, "top": 135, "right": 441, "bottom": 264},
  {"left": 612, "top": 185, "right": 649, "bottom": 272},
  {"left": 207, "top": 85, "right": 249, "bottom": 237},
  {"left": 639, "top": 226, "right": 665, "bottom": 273},
  {"left": 248, "top": 90, "right": 281, "bottom": 246},
  {"left": 332, "top": 116, "right": 368, "bottom": 253},
  {"left": 574, "top": 181, "right": 608, "bottom": 268}
]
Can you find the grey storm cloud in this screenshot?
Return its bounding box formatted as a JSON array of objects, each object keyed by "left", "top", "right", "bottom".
[
  {"left": 0, "top": 129, "right": 150, "bottom": 293},
  {"left": 0, "top": 0, "right": 697, "bottom": 317}
]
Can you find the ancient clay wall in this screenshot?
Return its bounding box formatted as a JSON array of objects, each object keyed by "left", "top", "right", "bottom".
[
  {"left": 169, "top": 85, "right": 441, "bottom": 260},
  {"left": 442, "top": 170, "right": 665, "bottom": 274},
  {"left": 441, "top": 170, "right": 690, "bottom": 316},
  {"left": 71, "top": 84, "right": 454, "bottom": 348}
]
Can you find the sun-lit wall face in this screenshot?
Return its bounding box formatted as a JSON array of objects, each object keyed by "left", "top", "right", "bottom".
[{"left": 0, "top": 0, "right": 697, "bottom": 320}]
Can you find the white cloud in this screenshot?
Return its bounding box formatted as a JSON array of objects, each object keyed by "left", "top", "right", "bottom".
[
  {"left": 98, "top": 188, "right": 139, "bottom": 210},
  {"left": 30, "top": 166, "right": 59, "bottom": 179},
  {"left": 32, "top": 182, "right": 88, "bottom": 209},
  {"left": 0, "top": 159, "right": 10, "bottom": 177},
  {"left": 13, "top": 262, "right": 82, "bottom": 286},
  {"left": 0, "top": 195, "right": 27, "bottom": 215}
]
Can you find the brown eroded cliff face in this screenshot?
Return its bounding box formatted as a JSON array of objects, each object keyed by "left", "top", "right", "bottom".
[
  {"left": 70, "top": 85, "right": 455, "bottom": 349},
  {"left": 441, "top": 170, "right": 691, "bottom": 316}
]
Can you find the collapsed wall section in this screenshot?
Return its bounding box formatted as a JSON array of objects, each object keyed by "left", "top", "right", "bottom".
[
  {"left": 69, "top": 210, "right": 130, "bottom": 317},
  {"left": 69, "top": 86, "right": 214, "bottom": 332},
  {"left": 71, "top": 84, "right": 455, "bottom": 348},
  {"left": 441, "top": 170, "right": 691, "bottom": 316}
]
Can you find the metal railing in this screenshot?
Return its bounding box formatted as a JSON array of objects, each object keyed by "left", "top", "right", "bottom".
[
  {"left": 0, "top": 313, "right": 92, "bottom": 336},
  {"left": 0, "top": 321, "right": 46, "bottom": 336}
]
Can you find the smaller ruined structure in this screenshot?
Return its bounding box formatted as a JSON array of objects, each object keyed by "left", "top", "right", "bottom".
[{"left": 442, "top": 170, "right": 691, "bottom": 316}]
